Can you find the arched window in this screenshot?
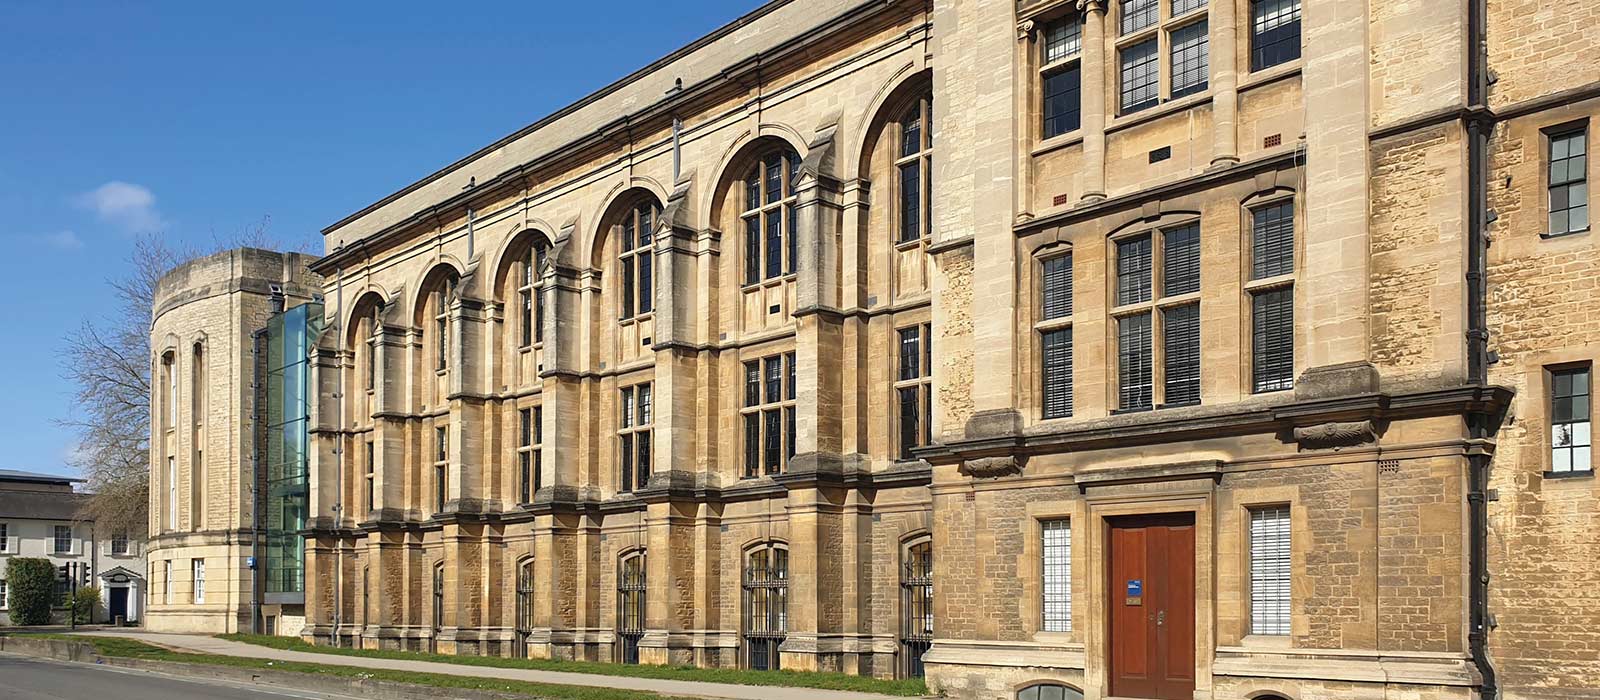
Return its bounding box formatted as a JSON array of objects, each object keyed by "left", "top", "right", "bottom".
[
  {"left": 161, "top": 351, "right": 177, "bottom": 532},
  {"left": 430, "top": 277, "right": 458, "bottom": 371},
  {"left": 518, "top": 240, "right": 549, "bottom": 348},
  {"left": 363, "top": 304, "right": 380, "bottom": 391},
  {"left": 900, "top": 539, "right": 933, "bottom": 678},
  {"left": 515, "top": 558, "right": 535, "bottom": 658},
  {"left": 897, "top": 96, "right": 933, "bottom": 244},
  {"left": 743, "top": 544, "right": 788, "bottom": 670},
  {"left": 742, "top": 148, "right": 801, "bottom": 285},
  {"left": 1018, "top": 683, "right": 1084, "bottom": 700},
  {"left": 617, "top": 551, "right": 647, "bottom": 664},
  {"left": 618, "top": 199, "right": 658, "bottom": 320}
]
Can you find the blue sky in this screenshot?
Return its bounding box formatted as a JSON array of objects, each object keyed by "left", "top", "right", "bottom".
[{"left": 0, "top": 0, "right": 758, "bottom": 477}]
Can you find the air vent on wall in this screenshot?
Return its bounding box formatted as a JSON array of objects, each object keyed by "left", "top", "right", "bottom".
[
  {"left": 1149, "top": 146, "right": 1172, "bottom": 163},
  {"left": 1264, "top": 133, "right": 1282, "bottom": 148},
  {"left": 1053, "top": 193, "right": 1073, "bottom": 206},
  {"left": 769, "top": 304, "right": 780, "bottom": 314},
  {"left": 641, "top": 337, "right": 652, "bottom": 346}
]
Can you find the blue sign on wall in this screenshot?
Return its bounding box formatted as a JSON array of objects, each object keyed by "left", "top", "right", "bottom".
[{"left": 1127, "top": 579, "right": 1143, "bottom": 597}]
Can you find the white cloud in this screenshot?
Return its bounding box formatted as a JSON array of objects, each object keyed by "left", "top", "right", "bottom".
[
  {"left": 40, "top": 230, "right": 84, "bottom": 251},
  {"left": 75, "top": 181, "right": 164, "bottom": 232}
]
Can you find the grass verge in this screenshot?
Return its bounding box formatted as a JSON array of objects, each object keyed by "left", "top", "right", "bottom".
[
  {"left": 2, "top": 632, "right": 694, "bottom": 700},
  {"left": 219, "top": 633, "right": 927, "bottom": 697}
]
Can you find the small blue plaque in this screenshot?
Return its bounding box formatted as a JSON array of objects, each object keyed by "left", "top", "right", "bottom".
[{"left": 1126, "top": 579, "right": 1143, "bottom": 597}]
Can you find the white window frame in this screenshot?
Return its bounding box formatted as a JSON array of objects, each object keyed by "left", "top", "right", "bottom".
[
  {"left": 192, "top": 558, "right": 206, "bottom": 604},
  {"left": 1041, "top": 519, "right": 1072, "bottom": 632},
  {"left": 53, "top": 525, "right": 73, "bottom": 554},
  {"left": 1248, "top": 505, "right": 1291, "bottom": 636}
]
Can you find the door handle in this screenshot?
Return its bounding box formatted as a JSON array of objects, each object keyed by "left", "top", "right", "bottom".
[{"left": 1156, "top": 609, "right": 1165, "bottom": 626}]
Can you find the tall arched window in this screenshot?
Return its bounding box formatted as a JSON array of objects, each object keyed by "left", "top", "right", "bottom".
[
  {"left": 431, "top": 277, "right": 458, "bottom": 371},
  {"left": 743, "top": 544, "right": 789, "bottom": 670},
  {"left": 617, "top": 551, "right": 647, "bottom": 664},
  {"left": 515, "top": 558, "right": 535, "bottom": 658},
  {"left": 363, "top": 304, "right": 380, "bottom": 391},
  {"left": 742, "top": 148, "right": 801, "bottom": 285},
  {"left": 900, "top": 539, "right": 933, "bottom": 678},
  {"left": 619, "top": 199, "right": 658, "bottom": 320},
  {"left": 897, "top": 96, "right": 933, "bottom": 244},
  {"left": 518, "top": 240, "right": 549, "bottom": 348}
]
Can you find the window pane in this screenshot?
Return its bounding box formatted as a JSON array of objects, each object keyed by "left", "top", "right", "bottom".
[
  {"left": 1043, "top": 66, "right": 1083, "bottom": 139},
  {"left": 1119, "top": 0, "right": 1157, "bottom": 34},
  {"left": 1251, "top": 201, "right": 1295, "bottom": 279},
  {"left": 1250, "top": 505, "right": 1292, "bottom": 635},
  {"left": 900, "top": 160, "right": 922, "bottom": 243},
  {"left": 621, "top": 258, "right": 636, "bottom": 318},
  {"left": 1164, "top": 304, "right": 1202, "bottom": 405},
  {"left": 1120, "top": 39, "right": 1160, "bottom": 113},
  {"left": 745, "top": 361, "right": 762, "bottom": 408},
  {"left": 765, "top": 209, "right": 783, "bottom": 279},
  {"left": 1116, "top": 235, "right": 1153, "bottom": 306},
  {"left": 1170, "top": 20, "right": 1210, "bottom": 99},
  {"left": 1174, "top": 0, "right": 1207, "bottom": 14},
  {"left": 899, "top": 327, "right": 922, "bottom": 381},
  {"left": 745, "top": 217, "right": 762, "bottom": 285},
  {"left": 899, "top": 387, "right": 921, "bottom": 460},
  {"left": 1042, "top": 328, "right": 1074, "bottom": 419},
  {"left": 1043, "top": 14, "right": 1082, "bottom": 63},
  {"left": 765, "top": 357, "right": 782, "bottom": 404},
  {"left": 638, "top": 252, "right": 653, "bottom": 314},
  {"left": 1041, "top": 519, "right": 1072, "bottom": 632},
  {"left": 1251, "top": 0, "right": 1302, "bottom": 71},
  {"left": 1042, "top": 253, "right": 1074, "bottom": 319},
  {"left": 764, "top": 409, "right": 781, "bottom": 474},
  {"left": 1163, "top": 224, "right": 1201, "bottom": 296},
  {"left": 745, "top": 413, "right": 761, "bottom": 478},
  {"left": 901, "top": 104, "right": 923, "bottom": 158},
  {"left": 1252, "top": 288, "right": 1295, "bottom": 392},
  {"left": 1118, "top": 313, "right": 1153, "bottom": 411},
  {"left": 1549, "top": 129, "right": 1589, "bottom": 235}
]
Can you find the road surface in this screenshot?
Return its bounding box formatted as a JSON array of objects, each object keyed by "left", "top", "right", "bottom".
[{"left": 0, "top": 653, "right": 356, "bottom": 700}]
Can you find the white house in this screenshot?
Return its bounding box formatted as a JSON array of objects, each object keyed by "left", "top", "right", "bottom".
[{"left": 0, "top": 469, "right": 144, "bottom": 625}]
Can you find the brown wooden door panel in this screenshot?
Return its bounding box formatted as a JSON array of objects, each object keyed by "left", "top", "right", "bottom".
[{"left": 1108, "top": 514, "right": 1196, "bottom": 700}]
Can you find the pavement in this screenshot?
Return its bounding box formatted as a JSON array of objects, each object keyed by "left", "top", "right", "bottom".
[
  {"left": 0, "top": 652, "right": 359, "bottom": 700},
  {"left": 72, "top": 631, "right": 908, "bottom": 700}
]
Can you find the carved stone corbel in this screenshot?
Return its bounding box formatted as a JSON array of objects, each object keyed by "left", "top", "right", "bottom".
[
  {"left": 1292, "top": 420, "right": 1378, "bottom": 451},
  {"left": 959, "top": 456, "right": 1025, "bottom": 479},
  {"left": 1016, "top": 19, "right": 1035, "bottom": 43}
]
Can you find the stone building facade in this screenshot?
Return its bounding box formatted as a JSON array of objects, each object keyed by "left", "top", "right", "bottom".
[
  {"left": 146, "top": 0, "right": 1600, "bottom": 698},
  {"left": 145, "top": 248, "right": 323, "bottom": 634}
]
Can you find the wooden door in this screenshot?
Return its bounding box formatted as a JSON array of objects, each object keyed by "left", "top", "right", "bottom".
[{"left": 1107, "top": 513, "right": 1196, "bottom": 700}]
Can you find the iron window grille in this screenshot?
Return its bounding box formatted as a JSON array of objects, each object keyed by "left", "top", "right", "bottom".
[
  {"left": 896, "top": 325, "right": 934, "bottom": 460},
  {"left": 1248, "top": 505, "right": 1291, "bottom": 635},
  {"left": 743, "top": 354, "right": 796, "bottom": 477},
  {"left": 743, "top": 149, "right": 801, "bottom": 285},
  {"left": 1040, "top": 14, "right": 1083, "bottom": 139},
  {"left": 1169, "top": 20, "right": 1209, "bottom": 99},
  {"left": 1550, "top": 366, "right": 1592, "bottom": 473},
  {"left": 619, "top": 384, "right": 653, "bottom": 493},
  {"left": 619, "top": 200, "right": 658, "bottom": 320},
  {"left": 898, "top": 97, "right": 935, "bottom": 244},
  {"left": 1041, "top": 519, "right": 1072, "bottom": 632},
  {"left": 1548, "top": 127, "right": 1589, "bottom": 235},
  {"left": 1250, "top": 0, "right": 1301, "bottom": 71},
  {"left": 1019, "top": 684, "right": 1085, "bottom": 700},
  {"left": 900, "top": 540, "right": 934, "bottom": 678},
  {"left": 743, "top": 546, "right": 789, "bottom": 670},
  {"left": 618, "top": 553, "right": 647, "bottom": 664}
]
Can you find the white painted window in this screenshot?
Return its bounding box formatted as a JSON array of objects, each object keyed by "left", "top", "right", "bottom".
[
  {"left": 1249, "top": 505, "right": 1292, "bottom": 635},
  {"left": 1551, "top": 366, "right": 1593, "bottom": 473},
  {"left": 192, "top": 558, "right": 206, "bottom": 604},
  {"left": 1041, "top": 519, "right": 1072, "bottom": 632},
  {"left": 53, "top": 525, "right": 72, "bottom": 554},
  {"left": 0, "top": 579, "right": 7, "bottom": 609}
]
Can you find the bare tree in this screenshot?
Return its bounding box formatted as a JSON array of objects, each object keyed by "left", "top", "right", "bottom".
[{"left": 60, "top": 220, "right": 286, "bottom": 537}]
